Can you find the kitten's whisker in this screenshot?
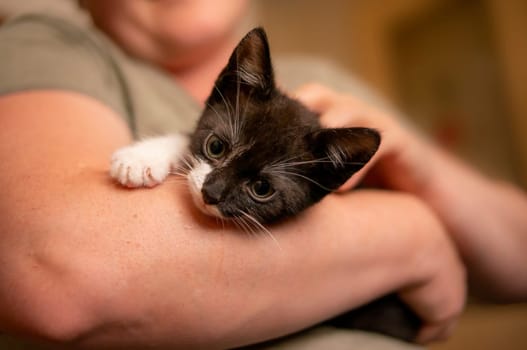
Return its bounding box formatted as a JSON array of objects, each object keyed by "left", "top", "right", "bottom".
[
  {"left": 190, "top": 155, "right": 200, "bottom": 167},
  {"left": 231, "top": 218, "right": 244, "bottom": 235},
  {"left": 169, "top": 171, "right": 189, "bottom": 178},
  {"left": 171, "top": 162, "right": 191, "bottom": 172},
  {"left": 163, "top": 176, "right": 186, "bottom": 183},
  {"left": 228, "top": 61, "right": 249, "bottom": 144},
  {"left": 241, "top": 217, "right": 258, "bottom": 238},
  {"left": 168, "top": 169, "right": 189, "bottom": 179},
  {"left": 206, "top": 102, "right": 230, "bottom": 126},
  {"left": 206, "top": 102, "right": 236, "bottom": 143},
  {"left": 268, "top": 153, "right": 310, "bottom": 168},
  {"left": 213, "top": 83, "right": 237, "bottom": 141},
  {"left": 270, "top": 158, "right": 330, "bottom": 168},
  {"left": 163, "top": 176, "right": 187, "bottom": 181},
  {"left": 237, "top": 210, "right": 281, "bottom": 250},
  {"left": 269, "top": 157, "right": 367, "bottom": 169},
  {"left": 214, "top": 84, "right": 234, "bottom": 119},
  {"left": 235, "top": 56, "right": 241, "bottom": 141},
  {"left": 170, "top": 165, "right": 190, "bottom": 173},
  {"left": 178, "top": 156, "right": 193, "bottom": 171},
  {"left": 236, "top": 89, "right": 253, "bottom": 142},
  {"left": 160, "top": 179, "right": 187, "bottom": 186},
  {"left": 234, "top": 216, "right": 255, "bottom": 238},
  {"left": 243, "top": 216, "right": 261, "bottom": 239},
  {"left": 220, "top": 216, "right": 226, "bottom": 232},
  {"left": 273, "top": 170, "right": 335, "bottom": 192}
]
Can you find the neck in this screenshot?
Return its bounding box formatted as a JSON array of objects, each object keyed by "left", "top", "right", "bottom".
[{"left": 165, "top": 35, "right": 239, "bottom": 105}]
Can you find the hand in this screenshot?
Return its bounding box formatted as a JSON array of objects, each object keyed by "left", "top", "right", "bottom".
[
  {"left": 295, "top": 84, "right": 467, "bottom": 343},
  {"left": 295, "top": 83, "right": 527, "bottom": 304},
  {"left": 294, "top": 83, "right": 433, "bottom": 193},
  {"left": 399, "top": 231, "right": 466, "bottom": 344},
  {"left": 386, "top": 192, "right": 466, "bottom": 344}
]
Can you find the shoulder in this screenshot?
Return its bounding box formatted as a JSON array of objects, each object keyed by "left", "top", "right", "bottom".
[
  {"left": 0, "top": 13, "right": 116, "bottom": 75},
  {"left": 0, "top": 13, "right": 131, "bottom": 121},
  {"left": 0, "top": 13, "right": 202, "bottom": 137}
]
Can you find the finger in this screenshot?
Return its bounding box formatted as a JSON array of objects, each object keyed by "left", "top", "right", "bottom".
[
  {"left": 336, "top": 172, "right": 363, "bottom": 192},
  {"left": 416, "top": 320, "right": 457, "bottom": 344},
  {"left": 293, "top": 83, "right": 340, "bottom": 113},
  {"left": 335, "top": 151, "right": 380, "bottom": 192},
  {"left": 320, "top": 103, "right": 375, "bottom": 128}
]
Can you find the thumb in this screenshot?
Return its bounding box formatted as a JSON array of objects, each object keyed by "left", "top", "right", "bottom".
[{"left": 293, "top": 83, "right": 339, "bottom": 113}]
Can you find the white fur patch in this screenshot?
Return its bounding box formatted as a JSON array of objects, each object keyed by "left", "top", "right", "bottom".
[
  {"left": 110, "top": 134, "right": 188, "bottom": 187},
  {"left": 187, "top": 160, "right": 223, "bottom": 218}
]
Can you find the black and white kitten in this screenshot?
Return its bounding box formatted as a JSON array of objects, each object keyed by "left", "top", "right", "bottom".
[
  {"left": 110, "top": 28, "right": 420, "bottom": 342},
  {"left": 110, "top": 28, "right": 379, "bottom": 223}
]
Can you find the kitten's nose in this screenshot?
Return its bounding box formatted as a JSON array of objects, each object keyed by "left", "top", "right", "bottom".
[
  {"left": 201, "top": 179, "right": 224, "bottom": 205},
  {"left": 202, "top": 188, "right": 220, "bottom": 205}
]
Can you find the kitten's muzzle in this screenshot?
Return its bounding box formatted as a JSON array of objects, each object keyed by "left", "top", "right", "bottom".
[{"left": 201, "top": 176, "right": 226, "bottom": 205}]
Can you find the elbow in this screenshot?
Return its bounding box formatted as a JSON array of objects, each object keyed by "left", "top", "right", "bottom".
[
  {"left": 0, "top": 246, "right": 110, "bottom": 345},
  {"left": 23, "top": 297, "right": 96, "bottom": 345},
  {"left": 2, "top": 285, "right": 99, "bottom": 345}
]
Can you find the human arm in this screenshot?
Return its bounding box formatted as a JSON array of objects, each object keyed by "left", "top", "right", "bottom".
[
  {"left": 409, "top": 146, "right": 527, "bottom": 301},
  {"left": 296, "top": 83, "right": 527, "bottom": 302},
  {"left": 0, "top": 91, "right": 464, "bottom": 348}
]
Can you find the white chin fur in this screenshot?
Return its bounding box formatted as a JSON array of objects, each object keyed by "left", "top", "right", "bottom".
[{"left": 187, "top": 160, "right": 224, "bottom": 219}]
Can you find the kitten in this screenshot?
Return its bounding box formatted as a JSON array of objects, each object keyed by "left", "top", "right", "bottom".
[{"left": 110, "top": 28, "right": 420, "bottom": 342}]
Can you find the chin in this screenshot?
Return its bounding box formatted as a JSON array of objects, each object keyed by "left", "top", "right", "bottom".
[
  {"left": 153, "top": 0, "right": 247, "bottom": 45},
  {"left": 196, "top": 197, "right": 224, "bottom": 219}
]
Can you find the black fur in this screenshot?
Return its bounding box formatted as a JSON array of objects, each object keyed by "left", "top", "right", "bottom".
[
  {"left": 190, "top": 28, "right": 381, "bottom": 223},
  {"left": 189, "top": 27, "right": 420, "bottom": 341}
]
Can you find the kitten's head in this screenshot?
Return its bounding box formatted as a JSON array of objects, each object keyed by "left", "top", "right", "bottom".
[{"left": 187, "top": 28, "right": 380, "bottom": 223}]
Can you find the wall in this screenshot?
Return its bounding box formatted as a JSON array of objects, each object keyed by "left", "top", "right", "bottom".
[{"left": 254, "top": 0, "right": 527, "bottom": 187}]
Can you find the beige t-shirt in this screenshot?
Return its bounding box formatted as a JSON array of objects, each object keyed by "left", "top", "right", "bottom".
[
  {"left": 0, "top": 14, "right": 388, "bottom": 138},
  {"left": 0, "top": 13, "right": 418, "bottom": 350}
]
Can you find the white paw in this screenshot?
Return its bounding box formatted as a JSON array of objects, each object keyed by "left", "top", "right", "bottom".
[{"left": 110, "top": 145, "right": 171, "bottom": 188}]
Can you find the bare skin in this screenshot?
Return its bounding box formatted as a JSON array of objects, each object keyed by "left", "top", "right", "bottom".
[
  {"left": 0, "top": 91, "right": 465, "bottom": 348},
  {"left": 296, "top": 83, "right": 527, "bottom": 302},
  {"left": 83, "top": 0, "right": 248, "bottom": 102},
  {"left": 0, "top": 0, "right": 492, "bottom": 347},
  {"left": 1, "top": 0, "right": 524, "bottom": 343}
]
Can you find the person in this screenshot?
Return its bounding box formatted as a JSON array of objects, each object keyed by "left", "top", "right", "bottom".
[
  {"left": 0, "top": 0, "right": 523, "bottom": 349},
  {"left": 294, "top": 83, "right": 527, "bottom": 302}
]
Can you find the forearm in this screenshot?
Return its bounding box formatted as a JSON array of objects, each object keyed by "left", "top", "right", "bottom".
[
  {"left": 0, "top": 91, "right": 463, "bottom": 348},
  {"left": 419, "top": 145, "right": 527, "bottom": 300},
  {"left": 1, "top": 174, "right": 449, "bottom": 348}
]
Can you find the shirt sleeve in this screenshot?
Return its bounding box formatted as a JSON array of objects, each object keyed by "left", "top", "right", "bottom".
[{"left": 0, "top": 14, "right": 131, "bottom": 121}]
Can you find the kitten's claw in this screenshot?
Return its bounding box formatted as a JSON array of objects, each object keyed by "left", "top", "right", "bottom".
[{"left": 110, "top": 146, "right": 171, "bottom": 188}]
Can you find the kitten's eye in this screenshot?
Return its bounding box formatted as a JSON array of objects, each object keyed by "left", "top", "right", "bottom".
[
  {"left": 248, "top": 179, "right": 275, "bottom": 201},
  {"left": 204, "top": 134, "right": 227, "bottom": 159}
]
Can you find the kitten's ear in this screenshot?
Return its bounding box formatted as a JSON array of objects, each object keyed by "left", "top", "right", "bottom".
[
  {"left": 306, "top": 128, "right": 381, "bottom": 190},
  {"left": 215, "top": 27, "right": 275, "bottom": 96}
]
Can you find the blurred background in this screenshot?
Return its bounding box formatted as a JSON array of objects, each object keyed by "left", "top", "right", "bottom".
[
  {"left": 1, "top": 0, "right": 526, "bottom": 349},
  {"left": 255, "top": 0, "right": 527, "bottom": 189}
]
